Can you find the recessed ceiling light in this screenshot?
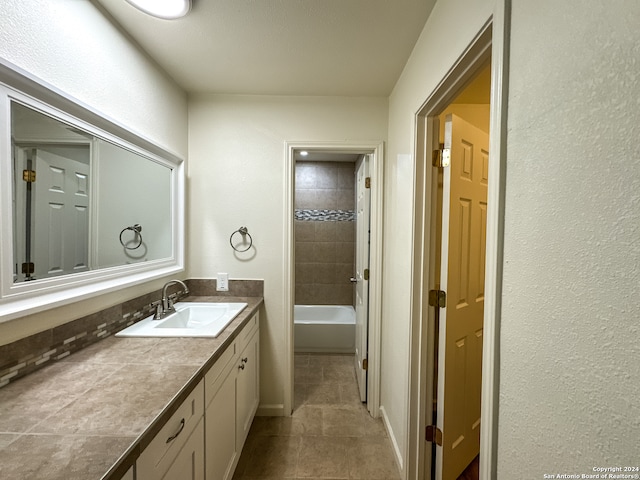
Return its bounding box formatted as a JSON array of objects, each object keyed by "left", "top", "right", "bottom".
[
  {"left": 125, "top": 0, "right": 192, "bottom": 19},
  {"left": 299, "top": 151, "right": 309, "bottom": 157}
]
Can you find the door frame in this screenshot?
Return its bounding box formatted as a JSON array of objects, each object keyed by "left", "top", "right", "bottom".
[
  {"left": 283, "top": 141, "right": 385, "bottom": 417},
  {"left": 354, "top": 153, "right": 371, "bottom": 403},
  {"left": 407, "top": 2, "right": 511, "bottom": 478}
]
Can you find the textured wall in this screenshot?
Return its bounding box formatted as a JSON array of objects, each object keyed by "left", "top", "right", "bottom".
[
  {"left": 384, "top": 0, "right": 494, "bottom": 467},
  {"left": 0, "top": 1, "right": 187, "bottom": 344},
  {"left": 498, "top": 1, "right": 640, "bottom": 476},
  {"left": 0, "top": 0, "right": 187, "bottom": 156},
  {"left": 295, "top": 161, "right": 355, "bottom": 306}
]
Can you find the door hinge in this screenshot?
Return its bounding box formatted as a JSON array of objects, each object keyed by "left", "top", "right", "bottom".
[
  {"left": 362, "top": 358, "right": 368, "bottom": 371},
  {"left": 425, "top": 425, "right": 443, "bottom": 446},
  {"left": 21, "top": 262, "right": 35, "bottom": 274},
  {"left": 432, "top": 148, "right": 451, "bottom": 168},
  {"left": 23, "top": 169, "right": 36, "bottom": 182},
  {"left": 363, "top": 269, "right": 370, "bottom": 281},
  {"left": 428, "top": 289, "right": 446, "bottom": 308},
  {"left": 365, "top": 177, "right": 371, "bottom": 189}
]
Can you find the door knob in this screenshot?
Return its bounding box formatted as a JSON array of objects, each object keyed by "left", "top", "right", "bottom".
[{"left": 350, "top": 277, "right": 358, "bottom": 283}]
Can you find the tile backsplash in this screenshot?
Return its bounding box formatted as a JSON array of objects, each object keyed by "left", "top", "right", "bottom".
[{"left": 0, "top": 279, "right": 263, "bottom": 388}]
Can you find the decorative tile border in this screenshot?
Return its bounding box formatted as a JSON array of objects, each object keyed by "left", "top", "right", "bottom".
[
  {"left": 295, "top": 209, "right": 355, "bottom": 222},
  {"left": 0, "top": 307, "right": 131, "bottom": 388},
  {"left": 0, "top": 279, "right": 263, "bottom": 389}
]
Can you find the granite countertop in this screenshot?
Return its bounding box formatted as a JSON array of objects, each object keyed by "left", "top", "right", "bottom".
[{"left": 0, "top": 295, "right": 263, "bottom": 480}]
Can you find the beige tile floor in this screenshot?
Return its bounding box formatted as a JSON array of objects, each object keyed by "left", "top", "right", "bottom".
[{"left": 233, "top": 353, "right": 401, "bottom": 480}]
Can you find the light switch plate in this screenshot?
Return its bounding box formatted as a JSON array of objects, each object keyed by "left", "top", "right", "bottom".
[{"left": 217, "top": 273, "right": 229, "bottom": 291}]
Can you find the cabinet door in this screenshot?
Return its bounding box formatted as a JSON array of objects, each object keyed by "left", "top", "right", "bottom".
[
  {"left": 162, "top": 419, "right": 205, "bottom": 480},
  {"left": 122, "top": 466, "right": 134, "bottom": 480},
  {"left": 236, "top": 327, "right": 259, "bottom": 450},
  {"left": 205, "top": 364, "right": 237, "bottom": 480}
]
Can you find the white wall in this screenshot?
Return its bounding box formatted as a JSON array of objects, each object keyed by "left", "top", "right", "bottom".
[
  {"left": 0, "top": 0, "right": 187, "bottom": 343},
  {"left": 384, "top": 0, "right": 494, "bottom": 469},
  {"left": 388, "top": 0, "right": 640, "bottom": 474},
  {"left": 0, "top": 0, "right": 187, "bottom": 157},
  {"left": 498, "top": 1, "right": 640, "bottom": 475},
  {"left": 188, "top": 94, "right": 388, "bottom": 411}
]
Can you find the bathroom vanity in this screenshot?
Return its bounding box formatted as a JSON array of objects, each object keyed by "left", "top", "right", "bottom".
[{"left": 0, "top": 296, "right": 262, "bottom": 480}]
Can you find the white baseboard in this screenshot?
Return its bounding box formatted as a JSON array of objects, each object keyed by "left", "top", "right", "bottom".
[
  {"left": 380, "top": 405, "right": 404, "bottom": 472},
  {"left": 256, "top": 403, "right": 285, "bottom": 416}
]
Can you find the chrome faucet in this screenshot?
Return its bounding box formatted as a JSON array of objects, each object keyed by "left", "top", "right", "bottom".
[{"left": 154, "top": 279, "right": 190, "bottom": 320}]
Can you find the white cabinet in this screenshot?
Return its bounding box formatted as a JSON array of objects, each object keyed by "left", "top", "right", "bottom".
[
  {"left": 162, "top": 419, "right": 205, "bottom": 480},
  {"left": 205, "top": 357, "right": 238, "bottom": 480},
  {"left": 135, "top": 311, "right": 259, "bottom": 480},
  {"left": 236, "top": 326, "right": 259, "bottom": 449},
  {"left": 137, "top": 381, "right": 205, "bottom": 480},
  {"left": 205, "top": 312, "right": 259, "bottom": 480}
]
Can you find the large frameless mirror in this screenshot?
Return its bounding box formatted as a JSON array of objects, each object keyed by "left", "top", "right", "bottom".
[{"left": 0, "top": 63, "right": 184, "bottom": 321}]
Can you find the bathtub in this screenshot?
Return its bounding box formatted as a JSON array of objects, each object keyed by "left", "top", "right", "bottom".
[{"left": 294, "top": 305, "right": 355, "bottom": 353}]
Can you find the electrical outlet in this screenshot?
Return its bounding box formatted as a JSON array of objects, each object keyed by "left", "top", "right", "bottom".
[{"left": 217, "top": 273, "right": 229, "bottom": 292}]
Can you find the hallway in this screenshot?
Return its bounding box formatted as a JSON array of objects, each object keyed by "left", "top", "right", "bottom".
[{"left": 232, "top": 354, "right": 401, "bottom": 479}]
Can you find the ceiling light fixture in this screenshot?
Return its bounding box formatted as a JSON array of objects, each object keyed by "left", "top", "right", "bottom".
[
  {"left": 299, "top": 151, "right": 309, "bottom": 157},
  {"left": 125, "top": 0, "right": 191, "bottom": 19}
]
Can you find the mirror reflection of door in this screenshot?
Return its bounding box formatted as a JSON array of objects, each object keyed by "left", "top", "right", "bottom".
[{"left": 13, "top": 143, "right": 91, "bottom": 281}]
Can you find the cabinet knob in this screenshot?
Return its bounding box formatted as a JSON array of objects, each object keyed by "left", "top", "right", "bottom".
[
  {"left": 241, "top": 357, "right": 248, "bottom": 363},
  {"left": 238, "top": 364, "right": 245, "bottom": 370}
]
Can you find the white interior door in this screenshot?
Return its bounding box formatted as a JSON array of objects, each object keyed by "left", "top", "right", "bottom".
[
  {"left": 33, "top": 145, "right": 90, "bottom": 279},
  {"left": 354, "top": 154, "right": 371, "bottom": 403},
  {"left": 436, "top": 114, "right": 488, "bottom": 480}
]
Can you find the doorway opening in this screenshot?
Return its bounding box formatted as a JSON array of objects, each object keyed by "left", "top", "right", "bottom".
[
  {"left": 407, "top": 16, "right": 508, "bottom": 480},
  {"left": 432, "top": 62, "right": 491, "bottom": 480},
  {"left": 284, "top": 142, "right": 384, "bottom": 418}
]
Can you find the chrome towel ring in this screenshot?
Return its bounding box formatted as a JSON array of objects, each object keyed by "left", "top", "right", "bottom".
[
  {"left": 230, "top": 226, "right": 253, "bottom": 252},
  {"left": 119, "top": 224, "right": 143, "bottom": 250}
]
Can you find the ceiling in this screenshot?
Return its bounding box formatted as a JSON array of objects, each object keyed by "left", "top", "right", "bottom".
[
  {"left": 93, "top": 0, "right": 436, "bottom": 96},
  {"left": 294, "top": 151, "right": 362, "bottom": 162}
]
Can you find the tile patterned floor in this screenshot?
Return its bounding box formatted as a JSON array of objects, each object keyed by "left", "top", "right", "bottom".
[{"left": 233, "top": 353, "right": 401, "bottom": 480}]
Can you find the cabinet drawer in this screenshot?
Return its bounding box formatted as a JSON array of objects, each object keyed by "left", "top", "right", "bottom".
[
  {"left": 161, "top": 418, "right": 204, "bottom": 480},
  {"left": 137, "top": 380, "right": 204, "bottom": 480},
  {"left": 236, "top": 312, "right": 259, "bottom": 352}
]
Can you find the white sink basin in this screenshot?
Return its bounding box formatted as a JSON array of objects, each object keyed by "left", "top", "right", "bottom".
[{"left": 116, "top": 302, "right": 248, "bottom": 338}]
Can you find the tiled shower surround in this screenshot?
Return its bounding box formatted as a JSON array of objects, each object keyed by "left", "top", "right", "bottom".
[
  {"left": 0, "top": 279, "right": 263, "bottom": 388},
  {"left": 295, "top": 161, "right": 355, "bottom": 306}
]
